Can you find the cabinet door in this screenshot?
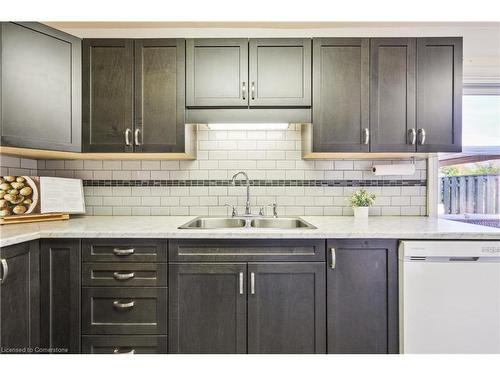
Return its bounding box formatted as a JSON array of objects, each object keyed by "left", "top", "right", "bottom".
[
  {"left": 134, "top": 39, "right": 185, "bottom": 152},
  {"left": 370, "top": 38, "right": 416, "bottom": 152},
  {"left": 1, "top": 22, "right": 81, "bottom": 152},
  {"left": 40, "top": 239, "right": 81, "bottom": 353},
  {"left": 248, "top": 38, "right": 311, "bottom": 107},
  {"left": 169, "top": 263, "right": 247, "bottom": 353},
  {"left": 0, "top": 241, "right": 40, "bottom": 351},
  {"left": 326, "top": 239, "right": 398, "bottom": 354},
  {"left": 247, "top": 262, "right": 326, "bottom": 354},
  {"left": 416, "top": 37, "right": 462, "bottom": 152},
  {"left": 312, "top": 38, "right": 369, "bottom": 152},
  {"left": 82, "top": 39, "right": 134, "bottom": 152},
  {"left": 186, "top": 39, "right": 248, "bottom": 107}
]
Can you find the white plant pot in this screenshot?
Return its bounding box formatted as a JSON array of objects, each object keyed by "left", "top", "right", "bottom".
[{"left": 353, "top": 206, "right": 369, "bottom": 219}]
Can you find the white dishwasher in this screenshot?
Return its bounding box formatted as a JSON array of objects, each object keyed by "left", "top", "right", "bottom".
[{"left": 399, "top": 240, "right": 500, "bottom": 354}]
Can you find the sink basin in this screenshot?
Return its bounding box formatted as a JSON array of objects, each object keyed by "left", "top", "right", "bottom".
[
  {"left": 178, "top": 216, "right": 316, "bottom": 229},
  {"left": 178, "top": 217, "right": 246, "bottom": 229},
  {"left": 251, "top": 217, "right": 316, "bottom": 229}
]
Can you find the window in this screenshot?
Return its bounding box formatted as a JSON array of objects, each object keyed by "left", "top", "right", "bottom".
[
  {"left": 437, "top": 94, "right": 500, "bottom": 228},
  {"left": 462, "top": 95, "right": 500, "bottom": 148}
]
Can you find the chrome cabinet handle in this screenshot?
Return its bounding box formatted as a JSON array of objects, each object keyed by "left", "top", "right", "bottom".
[
  {"left": 239, "top": 272, "right": 244, "bottom": 295},
  {"left": 242, "top": 82, "right": 246, "bottom": 100},
  {"left": 134, "top": 128, "right": 142, "bottom": 146},
  {"left": 408, "top": 129, "right": 417, "bottom": 145},
  {"left": 124, "top": 128, "right": 132, "bottom": 146},
  {"left": 250, "top": 272, "right": 255, "bottom": 295},
  {"left": 363, "top": 128, "right": 370, "bottom": 145},
  {"left": 0, "top": 258, "right": 8, "bottom": 285},
  {"left": 113, "top": 271, "right": 135, "bottom": 281},
  {"left": 330, "top": 248, "right": 336, "bottom": 269},
  {"left": 113, "top": 248, "right": 135, "bottom": 256},
  {"left": 251, "top": 82, "right": 255, "bottom": 100},
  {"left": 113, "top": 348, "right": 135, "bottom": 354},
  {"left": 418, "top": 128, "right": 426, "bottom": 145},
  {"left": 113, "top": 300, "right": 135, "bottom": 309}
]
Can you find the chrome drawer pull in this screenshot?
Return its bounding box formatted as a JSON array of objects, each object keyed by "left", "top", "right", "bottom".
[
  {"left": 124, "top": 128, "right": 132, "bottom": 146},
  {"left": 0, "top": 258, "right": 8, "bottom": 285},
  {"left": 250, "top": 272, "right": 255, "bottom": 295},
  {"left": 363, "top": 128, "right": 370, "bottom": 145},
  {"left": 330, "top": 248, "right": 336, "bottom": 269},
  {"left": 113, "top": 348, "right": 135, "bottom": 354},
  {"left": 239, "top": 272, "right": 244, "bottom": 295},
  {"left": 408, "top": 128, "right": 417, "bottom": 145},
  {"left": 113, "top": 271, "right": 135, "bottom": 281},
  {"left": 113, "top": 248, "right": 135, "bottom": 256},
  {"left": 134, "top": 128, "right": 142, "bottom": 146},
  {"left": 113, "top": 300, "right": 135, "bottom": 309},
  {"left": 418, "top": 128, "right": 426, "bottom": 145}
]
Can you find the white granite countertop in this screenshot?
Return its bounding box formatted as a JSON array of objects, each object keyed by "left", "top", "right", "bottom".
[{"left": 1, "top": 216, "right": 498, "bottom": 247}]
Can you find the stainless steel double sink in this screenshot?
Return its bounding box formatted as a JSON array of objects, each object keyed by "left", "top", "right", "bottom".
[{"left": 178, "top": 216, "right": 317, "bottom": 229}]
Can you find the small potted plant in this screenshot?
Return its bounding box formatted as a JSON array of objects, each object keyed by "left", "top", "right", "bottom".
[{"left": 348, "top": 189, "right": 376, "bottom": 219}]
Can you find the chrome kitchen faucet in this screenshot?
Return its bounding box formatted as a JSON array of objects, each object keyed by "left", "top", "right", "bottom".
[{"left": 231, "top": 171, "right": 252, "bottom": 216}]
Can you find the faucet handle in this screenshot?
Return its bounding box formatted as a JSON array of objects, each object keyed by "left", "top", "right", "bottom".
[
  {"left": 261, "top": 202, "right": 278, "bottom": 217},
  {"left": 224, "top": 203, "right": 238, "bottom": 217}
]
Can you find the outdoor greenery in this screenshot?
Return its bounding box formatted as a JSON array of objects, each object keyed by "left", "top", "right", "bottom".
[
  {"left": 440, "top": 161, "right": 500, "bottom": 177},
  {"left": 348, "top": 189, "right": 376, "bottom": 207}
]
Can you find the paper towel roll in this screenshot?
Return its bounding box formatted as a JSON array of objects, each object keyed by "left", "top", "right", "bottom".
[{"left": 372, "top": 164, "right": 416, "bottom": 176}]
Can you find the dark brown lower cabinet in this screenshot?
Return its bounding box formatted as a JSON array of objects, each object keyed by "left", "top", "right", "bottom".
[
  {"left": 326, "top": 239, "right": 398, "bottom": 354},
  {"left": 40, "top": 239, "right": 81, "bottom": 354},
  {"left": 248, "top": 262, "right": 326, "bottom": 354},
  {"left": 169, "top": 260, "right": 326, "bottom": 354},
  {"left": 82, "top": 335, "right": 167, "bottom": 354},
  {"left": 0, "top": 241, "right": 40, "bottom": 353},
  {"left": 169, "top": 263, "right": 247, "bottom": 354}
]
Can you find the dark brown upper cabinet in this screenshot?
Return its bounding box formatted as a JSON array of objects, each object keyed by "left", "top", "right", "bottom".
[
  {"left": 186, "top": 38, "right": 312, "bottom": 109},
  {"left": 312, "top": 38, "right": 370, "bottom": 152},
  {"left": 134, "top": 39, "right": 185, "bottom": 153},
  {"left": 82, "top": 39, "right": 134, "bottom": 153},
  {"left": 0, "top": 22, "right": 81, "bottom": 152},
  {"left": 83, "top": 38, "right": 185, "bottom": 153},
  {"left": 186, "top": 39, "right": 248, "bottom": 108},
  {"left": 370, "top": 38, "right": 416, "bottom": 152},
  {"left": 416, "top": 37, "right": 462, "bottom": 153},
  {"left": 249, "top": 39, "right": 311, "bottom": 107}
]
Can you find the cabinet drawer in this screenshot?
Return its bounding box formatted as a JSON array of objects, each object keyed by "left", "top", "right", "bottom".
[
  {"left": 82, "top": 287, "right": 167, "bottom": 335},
  {"left": 82, "top": 239, "right": 166, "bottom": 263},
  {"left": 82, "top": 263, "right": 167, "bottom": 287},
  {"left": 169, "top": 239, "right": 325, "bottom": 262},
  {"left": 82, "top": 335, "right": 167, "bottom": 354}
]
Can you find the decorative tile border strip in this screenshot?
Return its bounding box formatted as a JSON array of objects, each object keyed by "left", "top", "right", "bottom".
[{"left": 83, "top": 179, "right": 427, "bottom": 187}]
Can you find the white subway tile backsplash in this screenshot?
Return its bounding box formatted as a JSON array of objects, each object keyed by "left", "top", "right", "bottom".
[
  {"left": 142, "top": 160, "right": 161, "bottom": 170},
  {"left": 84, "top": 160, "right": 103, "bottom": 170},
  {"left": 1, "top": 128, "right": 427, "bottom": 217},
  {"left": 112, "top": 170, "right": 132, "bottom": 180},
  {"left": 335, "top": 160, "right": 354, "bottom": 170},
  {"left": 122, "top": 160, "right": 142, "bottom": 170},
  {"left": 103, "top": 160, "right": 122, "bottom": 170},
  {"left": 93, "top": 170, "right": 112, "bottom": 179},
  {"left": 46, "top": 160, "right": 65, "bottom": 169}
]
